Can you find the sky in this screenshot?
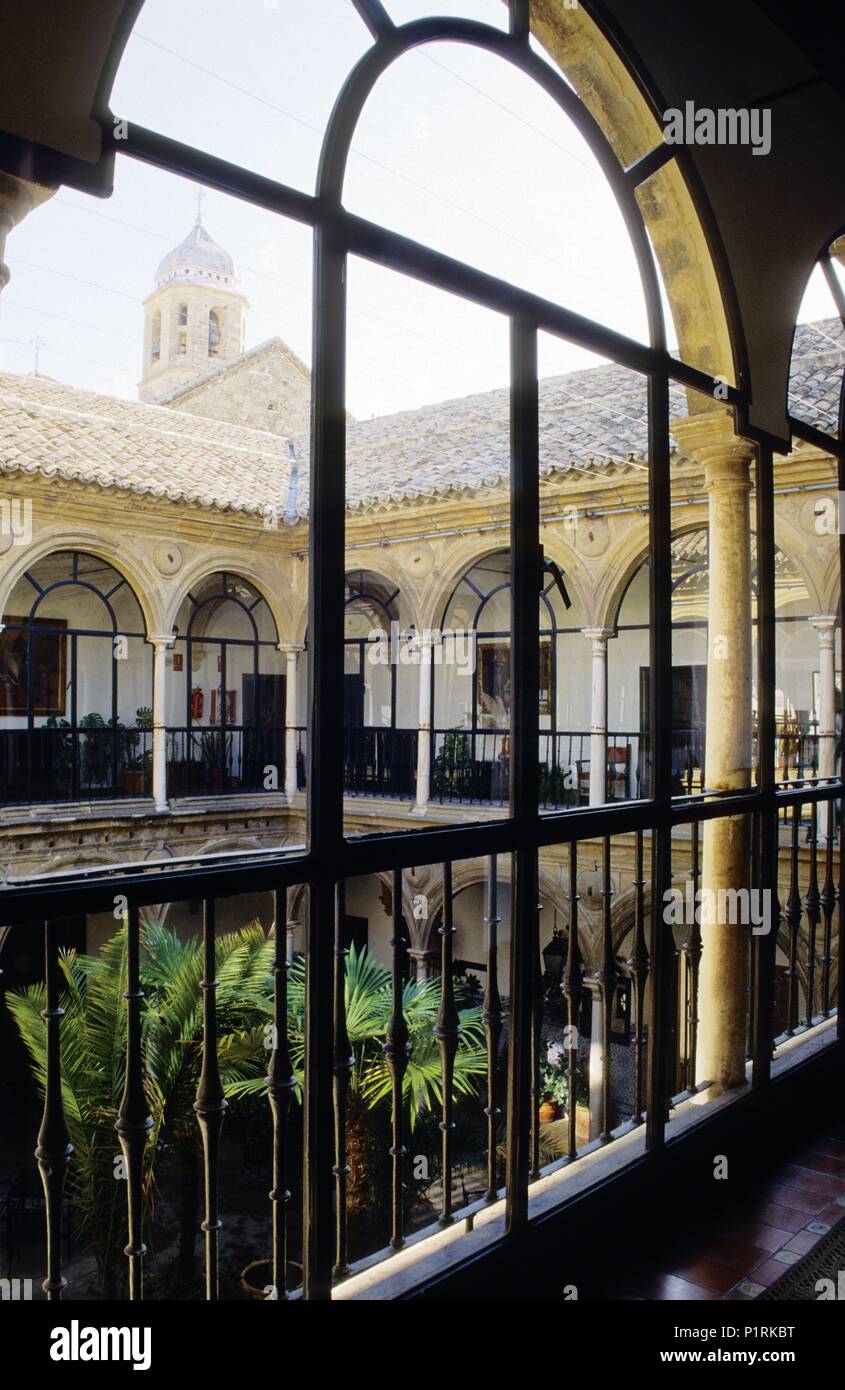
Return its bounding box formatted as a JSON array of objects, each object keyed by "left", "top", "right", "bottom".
[{"left": 0, "top": 0, "right": 836, "bottom": 420}]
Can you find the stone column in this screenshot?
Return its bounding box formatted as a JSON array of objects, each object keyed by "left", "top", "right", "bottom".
[
  {"left": 811, "top": 614, "right": 837, "bottom": 837},
  {"left": 675, "top": 413, "right": 756, "bottom": 1094},
  {"left": 582, "top": 627, "right": 614, "bottom": 806},
  {"left": 413, "top": 634, "right": 438, "bottom": 815},
  {"left": 150, "top": 635, "right": 175, "bottom": 812},
  {"left": 0, "top": 173, "right": 53, "bottom": 294},
  {"left": 279, "top": 642, "right": 304, "bottom": 803}
]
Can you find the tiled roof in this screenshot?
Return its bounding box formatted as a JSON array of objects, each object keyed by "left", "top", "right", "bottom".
[
  {"left": 0, "top": 374, "right": 293, "bottom": 516},
  {"left": 787, "top": 318, "right": 845, "bottom": 434},
  {"left": 0, "top": 319, "right": 841, "bottom": 520}
]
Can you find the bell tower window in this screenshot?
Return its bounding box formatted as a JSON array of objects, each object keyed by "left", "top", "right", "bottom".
[
  {"left": 177, "top": 302, "right": 188, "bottom": 354},
  {"left": 208, "top": 308, "right": 222, "bottom": 357},
  {"left": 150, "top": 310, "right": 161, "bottom": 363}
]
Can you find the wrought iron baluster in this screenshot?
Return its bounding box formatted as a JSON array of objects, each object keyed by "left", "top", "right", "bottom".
[
  {"left": 383, "top": 867, "right": 409, "bottom": 1250},
  {"left": 803, "top": 801, "right": 821, "bottom": 1027},
  {"left": 332, "top": 881, "right": 354, "bottom": 1277},
  {"left": 530, "top": 898, "right": 543, "bottom": 1181},
  {"left": 820, "top": 808, "right": 836, "bottom": 1016},
  {"left": 627, "top": 830, "right": 649, "bottom": 1125},
  {"left": 434, "top": 862, "right": 461, "bottom": 1225},
  {"left": 680, "top": 821, "right": 702, "bottom": 1090},
  {"left": 784, "top": 804, "right": 803, "bottom": 1036},
  {"left": 482, "top": 855, "right": 503, "bottom": 1202},
  {"left": 563, "top": 841, "right": 582, "bottom": 1162},
  {"left": 36, "top": 920, "right": 73, "bottom": 1301},
  {"left": 587, "top": 837, "right": 618, "bottom": 1142},
  {"left": 115, "top": 906, "right": 152, "bottom": 1302},
  {"left": 267, "top": 886, "right": 296, "bottom": 1300},
  {"left": 746, "top": 814, "right": 759, "bottom": 1063},
  {"left": 194, "top": 899, "right": 227, "bottom": 1300},
  {"left": 838, "top": 797, "right": 845, "bottom": 1045}
]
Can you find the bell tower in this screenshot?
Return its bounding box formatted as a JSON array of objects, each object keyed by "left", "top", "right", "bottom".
[{"left": 139, "top": 195, "right": 248, "bottom": 404}]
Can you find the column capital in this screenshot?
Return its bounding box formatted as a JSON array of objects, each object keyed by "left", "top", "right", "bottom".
[
  {"left": 672, "top": 410, "right": 755, "bottom": 485},
  {"left": 810, "top": 613, "right": 837, "bottom": 638},
  {"left": 0, "top": 173, "right": 54, "bottom": 292},
  {"left": 148, "top": 632, "right": 175, "bottom": 650},
  {"left": 581, "top": 626, "right": 614, "bottom": 644},
  {"left": 277, "top": 641, "right": 305, "bottom": 655}
]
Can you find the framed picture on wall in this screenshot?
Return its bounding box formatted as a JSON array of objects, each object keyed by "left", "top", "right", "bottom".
[
  {"left": 210, "top": 687, "right": 237, "bottom": 725},
  {"left": 476, "top": 637, "right": 552, "bottom": 722},
  {"left": 0, "top": 617, "right": 67, "bottom": 715}
]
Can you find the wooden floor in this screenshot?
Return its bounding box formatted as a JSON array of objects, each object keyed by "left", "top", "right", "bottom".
[{"left": 602, "top": 1123, "right": 845, "bottom": 1300}]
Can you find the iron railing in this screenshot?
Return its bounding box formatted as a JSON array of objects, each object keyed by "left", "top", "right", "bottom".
[{"left": 0, "top": 725, "right": 153, "bottom": 805}]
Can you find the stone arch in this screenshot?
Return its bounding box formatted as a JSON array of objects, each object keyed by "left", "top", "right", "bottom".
[
  {"left": 530, "top": 1, "right": 735, "bottom": 387},
  {"left": 425, "top": 536, "right": 592, "bottom": 634},
  {"left": 163, "top": 553, "right": 291, "bottom": 644},
  {"left": 0, "top": 531, "right": 163, "bottom": 638}
]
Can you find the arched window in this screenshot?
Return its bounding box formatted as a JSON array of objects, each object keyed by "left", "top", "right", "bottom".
[
  {"left": 150, "top": 309, "right": 161, "bottom": 363},
  {"left": 0, "top": 551, "right": 150, "bottom": 803},
  {"left": 170, "top": 573, "right": 282, "bottom": 795},
  {"left": 436, "top": 550, "right": 576, "bottom": 806},
  {"left": 177, "top": 302, "right": 188, "bottom": 354},
  {"left": 208, "top": 307, "right": 222, "bottom": 357},
  {"left": 343, "top": 570, "right": 416, "bottom": 796}
]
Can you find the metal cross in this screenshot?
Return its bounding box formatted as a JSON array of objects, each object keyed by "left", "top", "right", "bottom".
[{"left": 30, "top": 334, "right": 46, "bottom": 375}]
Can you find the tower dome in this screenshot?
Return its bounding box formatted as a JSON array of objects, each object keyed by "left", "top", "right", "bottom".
[
  {"left": 139, "top": 204, "right": 249, "bottom": 404},
  {"left": 153, "top": 214, "right": 239, "bottom": 291}
]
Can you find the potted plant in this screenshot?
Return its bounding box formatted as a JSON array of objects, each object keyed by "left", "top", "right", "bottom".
[
  {"left": 539, "top": 1059, "right": 570, "bottom": 1122},
  {"left": 79, "top": 712, "right": 122, "bottom": 792},
  {"left": 43, "top": 715, "right": 73, "bottom": 798},
  {"left": 199, "top": 728, "right": 232, "bottom": 791},
  {"left": 432, "top": 727, "right": 473, "bottom": 799},
  {"left": 123, "top": 707, "right": 153, "bottom": 796}
]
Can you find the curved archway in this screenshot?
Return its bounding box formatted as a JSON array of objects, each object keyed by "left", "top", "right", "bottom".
[
  {"left": 432, "top": 548, "right": 586, "bottom": 807},
  {"left": 169, "top": 571, "right": 283, "bottom": 796},
  {"left": 0, "top": 549, "right": 152, "bottom": 804}
]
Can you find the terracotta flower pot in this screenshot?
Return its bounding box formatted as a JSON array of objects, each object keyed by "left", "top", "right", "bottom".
[{"left": 539, "top": 1098, "right": 560, "bottom": 1123}]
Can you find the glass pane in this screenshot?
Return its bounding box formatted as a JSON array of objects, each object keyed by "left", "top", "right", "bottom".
[
  {"left": 538, "top": 331, "right": 650, "bottom": 811},
  {"left": 0, "top": 161, "right": 312, "bottom": 873},
  {"left": 110, "top": 0, "right": 371, "bottom": 194},
  {"left": 344, "top": 41, "right": 649, "bottom": 339},
  {"left": 788, "top": 265, "right": 844, "bottom": 439},
  {"left": 0, "top": 887, "right": 304, "bottom": 1298},
  {"left": 344, "top": 258, "right": 510, "bottom": 836},
  {"left": 338, "top": 856, "right": 508, "bottom": 1266},
  {"left": 385, "top": 0, "right": 509, "bottom": 27}
]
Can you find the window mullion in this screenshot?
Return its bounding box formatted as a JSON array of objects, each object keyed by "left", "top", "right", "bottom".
[
  {"left": 505, "top": 313, "right": 539, "bottom": 1232},
  {"left": 303, "top": 223, "right": 347, "bottom": 1300}
]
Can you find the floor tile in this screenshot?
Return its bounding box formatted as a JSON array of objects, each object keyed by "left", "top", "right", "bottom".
[
  {"left": 667, "top": 1256, "right": 739, "bottom": 1293},
  {"left": 814, "top": 1202, "right": 845, "bottom": 1226},
  {"left": 684, "top": 1232, "right": 770, "bottom": 1274},
  {"left": 763, "top": 1184, "right": 829, "bottom": 1215},
  {"left": 789, "top": 1151, "right": 845, "bottom": 1179},
  {"left": 753, "top": 1201, "right": 814, "bottom": 1232},
  {"left": 747, "top": 1257, "right": 795, "bottom": 1288},
  {"left": 734, "top": 1279, "right": 767, "bottom": 1298},
  {"left": 781, "top": 1163, "right": 845, "bottom": 1197},
  {"left": 783, "top": 1229, "right": 826, "bottom": 1256},
  {"left": 643, "top": 1273, "right": 721, "bottom": 1301}
]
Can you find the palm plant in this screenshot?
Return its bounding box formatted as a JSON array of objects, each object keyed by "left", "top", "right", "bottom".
[
  {"left": 222, "top": 943, "right": 487, "bottom": 1216},
  {"left": 6, "top": 928, "right": 159, "bottom": 1298},
  {"left": 7, "top": 926, "right": 486, "bottom": 1285},
  {"left": 6, "top": 918, "right": 274, "bottom": 1294}
]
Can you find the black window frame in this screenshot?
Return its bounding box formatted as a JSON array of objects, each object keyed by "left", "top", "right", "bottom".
[{"left": 3, "top": 0, "right": 844, "bottom": 1302}]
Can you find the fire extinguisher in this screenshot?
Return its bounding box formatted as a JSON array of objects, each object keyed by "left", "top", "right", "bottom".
[{"left": 191, "top": 687, "right": 204, "bottom": 720}]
